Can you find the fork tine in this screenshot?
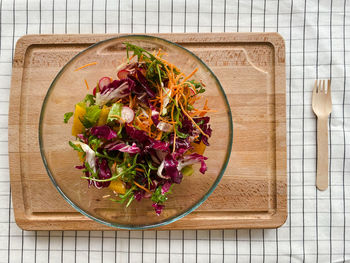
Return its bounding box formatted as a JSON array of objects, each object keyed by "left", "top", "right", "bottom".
[
  {"left": 318, "top": 80, "right": 322, "bottom": 92},
  {"left": 313, "top": 80, "right": 318, "bottom": 95},
  {"left": 327, "top": 79, "right": 331, "bottom": 96},
  {"left": 322, "top": 80, "right": 326, "bottom": 93}
]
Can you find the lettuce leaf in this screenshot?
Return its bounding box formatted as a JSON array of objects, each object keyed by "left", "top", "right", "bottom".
[{"left": 107, "top": 103, "right": 122, "bottom": 122}]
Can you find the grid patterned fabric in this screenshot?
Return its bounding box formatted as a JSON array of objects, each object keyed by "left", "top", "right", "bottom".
[{"left": 0, "top": 0, "right": 349, "bottom": 262}]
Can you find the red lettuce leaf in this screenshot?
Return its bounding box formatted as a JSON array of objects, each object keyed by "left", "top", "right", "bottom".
[
  {"left": 90, "top": 125, "right": 117, "bottom": 140},
  {"left": 105, "top": 141, "right": 141, "bottom": 154},
  {"left": 152, "top": 203, "right": 164, "bottom": 216}
]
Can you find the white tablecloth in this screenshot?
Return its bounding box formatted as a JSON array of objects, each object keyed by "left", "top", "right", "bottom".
[{"left": 0, "top": 0, "right": 349, "bottom": 262}]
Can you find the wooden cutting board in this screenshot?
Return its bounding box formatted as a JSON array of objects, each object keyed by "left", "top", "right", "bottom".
[{"left": 9, "top": 33, "right": 286, "bottom": 230}]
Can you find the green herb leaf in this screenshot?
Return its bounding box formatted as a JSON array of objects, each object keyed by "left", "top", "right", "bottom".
[
  {"left": 151, "top": 185, "right": 173, "bottom": 204},
  {"left": 68, "top": 141, "right": 84, "bottom": 152},
  {"left": 88, "top": 136, "right": 101, "bottom": 150},
  {"left": 107, "top": 103, "right": 122, "bottom": 122},
  {"left": 63, "top": 112, "right": 73, "bottom": 123},
  {"left": 84, "top": 94, "right": 95, "bottom": 106},
  {"left": 188, "top": 80, "right": 205, "bottom": 94},
  {"left": 175, "top": 127, "right": 189, "bottom": 139}
]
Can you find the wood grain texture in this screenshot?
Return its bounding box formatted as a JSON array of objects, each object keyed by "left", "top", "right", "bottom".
[{"left": 9, "top": 33, "right": 286, "bottom": 230}]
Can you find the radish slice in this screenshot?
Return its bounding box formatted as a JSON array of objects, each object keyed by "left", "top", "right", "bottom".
[
  {"left": 117, "top": 69, "right": 129, "bottom": 80},
  {"left": 120, "top": 106, "right": 134, "bottom": 123},
  {"left": 99, "top": 77, "right": 111, "bottom": 89}
]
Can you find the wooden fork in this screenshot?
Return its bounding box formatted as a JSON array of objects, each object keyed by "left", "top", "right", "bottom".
[{"left": 312, "top": 80, "right": 332, "bottom": 191}]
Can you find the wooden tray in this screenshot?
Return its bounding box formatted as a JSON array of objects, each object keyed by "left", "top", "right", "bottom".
[{"left": 9, "top": 33, "right": 286, "bottom": 230}]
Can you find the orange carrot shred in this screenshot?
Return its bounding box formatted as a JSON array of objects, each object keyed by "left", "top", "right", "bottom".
[
  {"left": 135, "top": 168, "right": 144, "bottom": 172},
  {"left": 171, "top": 104, "right": 176, "bottom": 152},
  {"left": 84, "top": 79, "right": 89, "bottom": 90},
  {"left": 156, "top": 131, "right": 163, "bottom": 140},
  {"left": 134, "top": 181, "right": 152, "bottom": 194},
  {"left": 180, "top": 68, "right": 198, "bottom": 84},
  {"left": 74, "top": 62, "right": 97, "bottom": 71}
]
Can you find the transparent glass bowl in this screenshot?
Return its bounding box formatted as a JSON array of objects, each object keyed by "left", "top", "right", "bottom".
[{"left": 39, "top": 35, "right": 233, "bottom": 229}]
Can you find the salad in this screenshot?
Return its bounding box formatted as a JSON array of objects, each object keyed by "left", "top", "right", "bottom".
[{"left": 64, "top": 43, "right": 213, "bottom": 215}]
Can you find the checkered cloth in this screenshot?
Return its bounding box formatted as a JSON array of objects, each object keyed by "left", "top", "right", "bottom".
[{"left": 0, "top": 0, "right": 349, "bottom": 262}]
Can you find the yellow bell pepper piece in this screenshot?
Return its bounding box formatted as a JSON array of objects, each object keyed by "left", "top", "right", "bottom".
[
  {"left": 77, "top": 151, "right": 85, "bottom": 162},
  {"left": 109, "top": 179, "right": 126, "bottom": 194},
  {"left": 97, "top": 105, "right": 110, "bottom": 126},
  {"left": 188, "top": 141, "right": 206, "bottom": 155},
  {"left": 71, "top": 104, "right": 86, "bottom": 136}
]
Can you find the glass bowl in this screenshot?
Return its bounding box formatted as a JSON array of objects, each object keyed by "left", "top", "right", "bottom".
[{"left": 39, "top": 35, "right": 233, "bottom": 229}]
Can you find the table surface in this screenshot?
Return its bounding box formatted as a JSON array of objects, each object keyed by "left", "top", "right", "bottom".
[{"left": 1, "top": 0, "right": 349, "bottom": 262}]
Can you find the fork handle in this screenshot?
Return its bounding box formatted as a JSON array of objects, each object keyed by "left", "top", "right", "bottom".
[{"left": 316, "top": 116, "right": 329, "bottom": 191}]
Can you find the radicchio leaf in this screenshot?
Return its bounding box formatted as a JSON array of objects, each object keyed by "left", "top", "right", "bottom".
[
  {"left": 95, "top": 79, "right": 132, "bottom": 106},
  {"left": 125, "top": 125, "right": 149, "bottom": 143},
  {"left": 152, "top": 203, "right": 164, "bottom": 216},
  {"left": 134, "top": 190, "right": 144, "bottom": 201},
  {"left": 177, "top": 153, "right": 208, "bottom": 174},
  {"left": 157, "top": 154, "right": 182, "bottom": 184},
  {"left": 105, "top": 141, "right": 141, "bottom": 154},
  {"left": 72, "top": 141, "right": 96, "bottom": 173},
  {"left": 161, "top": 182, "right": 172, "bottom": 195},
  {"left": 194, "top": 117, "right": 212, "bottom": 146},
  {"left": 94, "top": 158, "right": 111, "bottom": 188},
  {"left": 90, "top": 125, "right": 117, "bottom": 140},
  {"left": 77, "top": 133, "right": 88, "bottom": 144},
  {"left": 150, "top": 104, "right": 160, "bottom": 125},
  {"left": 136, "top": 69, "right": 156, "bottom": 97}
]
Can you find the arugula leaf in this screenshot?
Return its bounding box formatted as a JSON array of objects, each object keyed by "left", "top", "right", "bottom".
[
  {"left": 79, "top": 105, "right": 101, "bottom": 128},
  {"left": 88, "top": 136, "right": 101, "bottom": 150},
  {"left": 84, "top": 161, "right": 98, "bottom": 178},
  {"left": 117, "top": 124, "right": 124, "bottom": 138},
  {"left": 174, "top": 107, "right": 182, "bottom": 128},
  {"left": 124, "top": 42, "right": 166, "bottom": 85},
  {"left": 188, "top": 80, "right": 205, "bottom": 94},
  {"left": 84, "top": 94, "right": 95, "bottom": 106},
  {"left": 107, "top": 103, "right": 122, "bottom": 122},
  {"left": 110, "top": 186, "right": 136, "bottom": 207},
  {"left": 161, "top": 132, "right": 170, "bottom": 141},
  {"left": 187, "top": 104, "right": 194, "bottom": 111},
  {"left": 151, "top": 185, "right": 173, "bottom": 204},
  {"left": 175, "top": 127, "right": 189, "bottom": 139},
  {"left": 69, "top": 141, "right": 84, "bottom": 152},
  {"left": 63, "top": 112, "right": 73, "bottom": 123}
]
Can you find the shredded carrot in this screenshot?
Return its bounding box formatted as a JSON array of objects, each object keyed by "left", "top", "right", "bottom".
[
  {"left": 148, "top": 109, "right": 152, "bottom": 137},
  {"left": 158, "top": 57, "right": 180, "bottom": 72},
  {"left": 129, "top": 54, "right": 136, "bottom": 61},
  {"left": 134, "top": 181, "right": 152, "bottom": 194},
  {"left": 135, "top": 168, "right": 144, "bottom": 172},
  {"left": 171, "top": 104, "right": 176, "bottom": 152},
  {"left": 112, "top": 162, "right": 117, "bottom": 172},
  {"left": 200, "top": 99, "right": 209, "bottom": 117},
  {"left": 84, "top": 79, "right": 89, "bottom": 90},
  {"left": 158, "top": 117, "right": 176, "bottom": 124},
  {"left": 156, "top": 131, "right": 163, "bottom": 140},
  {"left": 183, "top": 81, "right": 197, "bottom": 94},
  {"left": 129, "top": 94, "right": 133, "bottom": 108},
  {"left": 175, "top": 73, "right": 185, "bottom": 83},
  {"left": 74, "top": 62, "right": 97, "bottom": 71},
  {"left": 179, "top": 101, "right": 209, "bottom": 138},
  {"left": 180, "top": 68, "right": 198, "bottom": 84}
]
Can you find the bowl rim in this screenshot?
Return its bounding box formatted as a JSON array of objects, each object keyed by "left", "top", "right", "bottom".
[{"left": 39, "top": 34, "right": 233, "bottom": 230}]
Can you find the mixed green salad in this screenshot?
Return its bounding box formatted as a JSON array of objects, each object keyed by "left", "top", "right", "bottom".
[{"left": 64, "top": 43, "right": 213, "bottom": 215}]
